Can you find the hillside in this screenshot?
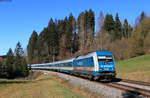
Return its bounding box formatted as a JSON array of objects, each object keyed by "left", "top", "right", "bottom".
[{"left": 116, "top": 54, "right": 150, "bottom": 82}]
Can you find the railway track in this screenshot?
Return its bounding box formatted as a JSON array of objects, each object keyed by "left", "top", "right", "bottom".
[
  {"left": 38, "top": 70, "right": 150, "bottom": 97},
  {"left": 74, "top": 75, "right": 150, "bottom": 97},
  {"left": 121, "top": 79, "right": 150, "bottom": 87},
  {"left": 98, "top": 78, "right": 150, "bottom": 97},
  {"left": 64, "top": 72, "right": 150, "bottom": 97},
  {"left": 105, "top": 82, "right": 150, "bottom": 97}
]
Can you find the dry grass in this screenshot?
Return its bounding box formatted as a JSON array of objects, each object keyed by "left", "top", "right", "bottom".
[
  {"left": 117, "top": 71, "right": 150, "bottom": 82},
  {"left": 0, "top": 74, "right": 102, "bottom": 98}
]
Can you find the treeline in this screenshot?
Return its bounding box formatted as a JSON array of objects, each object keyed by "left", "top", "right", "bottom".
[
  {"left": 100, "top": 12, "right": 150, "bottom": 60},
  {"left": 27, "top": 10, "right": 150, "bottom": 64},
  {"left": 27, "top": 9, "right": 95, "bottom": 64},
  {"left": 0, "top": 42, "right": 29, "bottom": 78}
]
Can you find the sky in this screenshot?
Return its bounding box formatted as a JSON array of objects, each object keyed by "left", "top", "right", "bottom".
[{"left": 0, "top": 0, "right": 150, "bottom": 55}]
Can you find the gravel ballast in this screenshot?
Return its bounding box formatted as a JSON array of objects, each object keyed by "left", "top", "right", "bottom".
[{"left": 40, "top": 71, "right": 145, "bottom": 98}]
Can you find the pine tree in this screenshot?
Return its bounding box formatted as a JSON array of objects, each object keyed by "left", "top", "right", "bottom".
[
  {"left": 38, "top": 28, "right": 49, "bottom": 63},
  {"left": 103, "top": 14, "right": 115, "bottom": 32},
  {"left": 57, "top": 19, "right": 66, "bottom": 36},
  {"left": 5, "top": 48, "right": 15, "bottom": 78},
  {"left": 87, "top": 9, "right": 95, "bottom": 35},
  {"left": 66, "top": 17, "right": 73, "bottom": 55},
  {"left": 103, "top": 14, "right": 115, "bottom": 40},
  {"left": 14, "top": 42, "right": 23, "bottom": 77},
  {"left": 14, "top": 42, "right": 29, "bottom": 78},
  {"left": 21, "top": 58, "right": 29, "bottom": 77},
  {"left": 122, "top": 19, "right": 132, "bottom": 38},
  {"left": 47, "top": 18, "right": 59, "bottom": 61},
  {"left": 114, "top": 13, "right": 122, "bottom": 39},
  {"left": 86, "top": 9, "right": 95, "bottom": 47},
  {"left": 14, "top": 42, "right": 24, "bottom": 57},
  {"left": 27, "top": 31, "right": 38, "bottom": 64}
]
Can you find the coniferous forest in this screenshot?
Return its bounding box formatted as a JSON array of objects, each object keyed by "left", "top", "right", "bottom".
[{"left": 27, "top": 10, "right": 150, "bottom": 64}]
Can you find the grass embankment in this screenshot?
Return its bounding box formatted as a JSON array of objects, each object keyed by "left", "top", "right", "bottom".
[
  {"left": 0, "top": 73, "right": 99, "bottom": 98},
  {"left": 117, "top": 54, "right": 150, "bottom": 82}
]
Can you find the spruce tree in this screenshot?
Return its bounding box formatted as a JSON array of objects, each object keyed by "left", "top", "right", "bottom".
[
  {"left": 66, "top": 17, "right": 73, "bottom": 54},
  {"left": 86, "top": 9, "right": 95, "bottom": 47},
  {"left": 5, "top": 48, "right": 15, "bottom": 78},
  {"left": 122, "top": 19, "right": 132, "bottom": 38},
  {"left": 47, "top": 18, "right": 59, "bottom": 61},
  {"left": 103, "top": 14, "right": 115, "bottom": 32},
  {"left": 38, "top": 28, "right": 49, "bottom": 63},
  {"left": 21, "top": 58, "right": 29, "bottom": 77},
  {"left": 114, "top": 13, "right": 122, "bottom": 39},
  {"left": 14, "top": 42, "right": 24, "bottom": 57},
  {"left": 87, "top": 9, "right": 95, "bottom": 34},
  {"left": 14, "top": 42, "right": 29, "bottom": 77},
  {"left": 103, "top": 14, "right": 115, "bottom": 40},
  {"left": 27, "top": 31, "right": 38, "bottom": 64}
]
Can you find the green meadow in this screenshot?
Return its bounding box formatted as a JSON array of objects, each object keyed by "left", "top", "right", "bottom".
[{"left": 116, "top": 54, "right": 150, "bottom": 82}]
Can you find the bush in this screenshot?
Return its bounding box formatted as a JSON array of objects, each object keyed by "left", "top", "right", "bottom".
[{"left": 110, "top": 38, "right": 131, "bottom": 60}]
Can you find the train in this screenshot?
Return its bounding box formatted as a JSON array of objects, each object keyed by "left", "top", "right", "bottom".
[{"left": 30, "top": 50, "right": 116, "bottom": 81}]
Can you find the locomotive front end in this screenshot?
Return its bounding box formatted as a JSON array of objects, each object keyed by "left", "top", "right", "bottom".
[{"left": 96, "top": 51, "right": 116, "bottom": 80}]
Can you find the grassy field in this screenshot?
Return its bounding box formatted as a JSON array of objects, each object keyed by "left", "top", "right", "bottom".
[
  {"left": 0, "top": 74, "right": 100, "bottom": 98},
  {"left": 116, "top": 54, "right": 150, "bottom": 82}
]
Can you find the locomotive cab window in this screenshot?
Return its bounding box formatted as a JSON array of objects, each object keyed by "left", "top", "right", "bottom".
[{"left": 98, "top": 56, "right": 113, "bottom": 62}]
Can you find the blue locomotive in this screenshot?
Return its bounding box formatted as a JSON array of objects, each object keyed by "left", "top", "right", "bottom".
[{"left": 31, "top": 50, "right": 116, "bottom": 81}]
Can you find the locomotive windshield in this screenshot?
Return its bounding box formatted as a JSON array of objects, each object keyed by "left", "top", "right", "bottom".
[{"left": 98, "top": 56, "right": 113, "bottom": 62}]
